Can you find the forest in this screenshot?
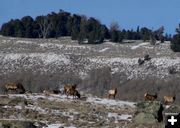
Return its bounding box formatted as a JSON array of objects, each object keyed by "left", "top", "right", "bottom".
[{"left": 0, "top": 10, "right": 180, "bottom": 51}]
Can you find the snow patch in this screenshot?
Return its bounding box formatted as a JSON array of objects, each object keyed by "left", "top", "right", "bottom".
[
  {"left": 108, "top": 113, "right": 132, "bottom": 121},
  {"left": 46, "top": 124, "right": 63, "bottom": 128},
  {"left": 131, "top": 42, "right": 149, "bottom": 49},
  {"left": 86, "top": 97, "right": 136, "bottom": 108},
  {"left": 47, "top": 124, "right": 76, "bottom": 128},
  {"left": 39, "top": 43, "right": 64, "bottom": 49},
  {"left": 0, "top": 53, "right": 70, "bottom": 68},
  {"left": 16, "top": 40, "right": 35, "bottom": 44},
  {"left": 99, "top": 48, "right": 109, "bottom": 52}
]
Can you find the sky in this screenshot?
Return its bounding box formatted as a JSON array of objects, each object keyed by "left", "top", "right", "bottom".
[{"left": 1, "top": 0, "right": 180, "bottom": 35}]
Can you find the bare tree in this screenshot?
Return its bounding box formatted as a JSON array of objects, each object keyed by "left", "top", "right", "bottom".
[
  {"left": 110, "top": 22, "right": 119, "bottom": 32},
  {"left": 150, "top": 33, "right": 156, "bottom": 45},
  {"left": 154, "top": 26, "right": 164, "bottom": 43},
  {"left": 38, "top": 16, "right": 52, "bottom": 38}
]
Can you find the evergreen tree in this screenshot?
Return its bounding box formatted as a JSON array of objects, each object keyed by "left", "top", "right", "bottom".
[
  {"left": 21, "top": 16, "right": 34, "bottom": 38},
  {"left": 78, "top": 16, "right": 88, "bottom": 44},
  {"left": 71, "top": 14, "right": 81, "bottom": 40},
  {"left": 140, "top": 27, "right": 151, "bottom": 41},
  {"left": 13, "top": 19, "right": 25, "bottom": 37},
  {"left": 171, "top": 24, "right": 180, "bottom": 52}
]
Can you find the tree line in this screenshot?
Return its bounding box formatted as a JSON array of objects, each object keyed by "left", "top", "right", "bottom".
[{"left": 0, "top": 10, "right": 171, "bottom": 43}]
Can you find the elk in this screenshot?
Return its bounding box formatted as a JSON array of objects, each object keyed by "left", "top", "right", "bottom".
[
  {"left": 63, "top": 84, "right": 77, "bottom": 95},
  {"left": 144, "top": 92, "right": 157, "bottom": 101},
  {"left": 108, "top": 88, "right": 117, "bottom": 99},
  {"left": 66, "top": 88, "right": 81, "bottom": 99},
  {"left": 5, "top": 82, "right": 25, "bottom": 94},
  {"left": 163, "top": 95, "right": 176, "bottom": 104}
]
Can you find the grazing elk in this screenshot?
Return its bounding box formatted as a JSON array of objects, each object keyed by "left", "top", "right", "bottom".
[
  {"left": 5, "top": 82, "right": 25, "bottom": 94},
  {"left": 66, "top": 88, "right": 81, "bottom": 99},
  {"left": 108, "top": 88, "right": 117, "bottom": 99},
  {"left": 63, "top": 84, "right": 77, "bottom": 95},
  {"left": 163, "top": 95, "right": 176, "bottom": 104},
  {"left": 144, "top": 92, "right": 157, "bottom": 101}
]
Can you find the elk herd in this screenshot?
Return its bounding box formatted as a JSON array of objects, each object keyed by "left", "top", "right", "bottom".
[
  {"left": 144, "top": 92, "right": 176, "bottom": 105},
  {"left": 3, "top": 82, "right": 176, "bottom": 105}
]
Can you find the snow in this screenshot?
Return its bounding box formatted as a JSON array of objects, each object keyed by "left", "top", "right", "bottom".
[
  {"left": 86, "top": 97, "right": 136, "bottom": 108},
  {"left": 2, "top": 105, "right": 12, "bottom": 109},
  {"left": 89, "top": 57, "right": 138, "bottom": 65},
  {"left": 0, "top": 37, "right": 179, "bottom": 80},
  {"left": 88, "top": 56, "right": 180, "bottom": 79},
  {"left": 111, "top": 67, "right": 119, "bottom": 74},
  {"left": 1, "top": 53, "right": 70, "bottom": 65},
  {"left": 46, "top": 123, "right": 76, "bottom": 128},
  {"left": 25, "top": 105, "right": 49, "bottom": 114},
  {"left": 39, "top": 43, "right": 64, "bottom": 49},
  {"left": 14, "top": 105, "right": 22, "bottom": 109},
  {"left": 131, "top": 42, "right": 149, "bottom": 49},
  {"left": 108, "top": 113, "right": 132, "bottom": 121},
  {"left": 99, "top": 48, "right": 109, "bottom": 52},
  {"left": 104, "top": 42, "right": 117, "bottom": 46},
  {"left": 7, "top": 93, "right": 135, "bottom": 110},
  {"left": 46, "top": 124, "right": 63, "bottom": 128},
  {"left": 165, "top": 105, "right": 171, "bottom": 109},
  {"left": 0, "top": 53, "right": 70, "bottom": 73},
  {"left": 16, "top": 40, "right": 35, "bottom": 44}
]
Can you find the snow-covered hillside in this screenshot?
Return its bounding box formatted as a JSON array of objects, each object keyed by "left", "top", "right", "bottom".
[{"left": 0, "top": 36, "right": 179, "bottom": 80}]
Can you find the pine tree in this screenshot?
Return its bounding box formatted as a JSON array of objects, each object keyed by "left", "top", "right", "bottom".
[{"left": 171, "top": 24, "right": 180, "bottom": 52}]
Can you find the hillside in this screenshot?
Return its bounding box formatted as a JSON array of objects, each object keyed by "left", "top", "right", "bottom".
[
  {"left": 0, "top": 36, "right": 180, "bottom": 103},
  {"left": 0, "top": 93, "right": 164, "bottom": 128}
]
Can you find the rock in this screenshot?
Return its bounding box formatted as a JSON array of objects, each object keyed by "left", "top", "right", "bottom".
[
  {"left": 134, "top": 101, "right": 164, "bottom": 124},
  {"left": 138, "top": 58, "right": 144, "bottom": 65},
  {"left": 144, "top": 54, "right": 151, "bottom": 61}
]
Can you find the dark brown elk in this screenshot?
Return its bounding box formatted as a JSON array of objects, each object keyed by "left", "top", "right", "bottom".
[
  {"left": 164, "top": 95, "right": 176, "bottom": 104},
  {"left": 144, "top": 92, "right": 157, "bottom": 101},
  {"left": 108, "top": 88, "right": 117, "bottom": 99},
  {"left": 5, "top": 82, "right": 25, "bottom": 94},
  {"left": 66, "top": 88, "right": 81, "bottom": 99},
  {"left": 63, "top": 84, "right": 77, "bottom": 95}
]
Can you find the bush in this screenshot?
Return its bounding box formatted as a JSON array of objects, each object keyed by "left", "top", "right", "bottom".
[
  {"left": 144, "top": 54, "right": 151, "bottom": 61},
  {"left": 169, "top": 67, "right": 176, "bottom": 74}
]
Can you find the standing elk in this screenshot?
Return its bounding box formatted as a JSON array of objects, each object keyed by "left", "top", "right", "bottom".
[
  {"left": 163, "top": 95, "right": 176, "bottom": 104},
  {"left": 108, "top": 88, "right": 117, "bottom": 99},
  {"left": 144, "top": 92, "right": 157, "bottom": 101},
  {"left": 4, "top": 82, "right": 25, "bottom": 94},
  {"left": 63, "top": 84, "right": 77, "bottom": 95},
  {"left": 66, "top": 88, "right": 81, "bottom": 99}
]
